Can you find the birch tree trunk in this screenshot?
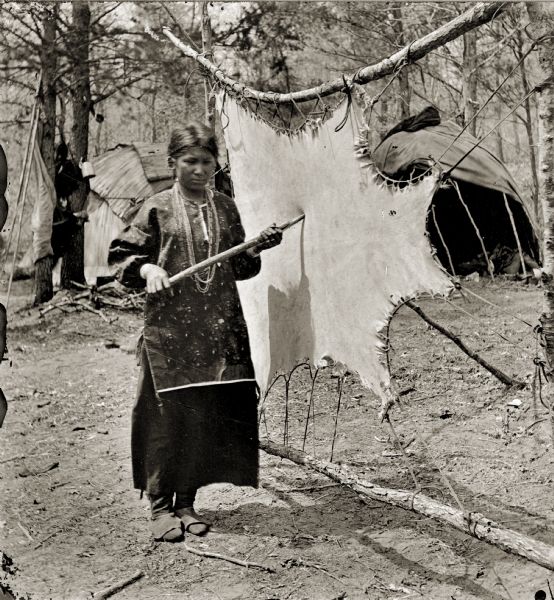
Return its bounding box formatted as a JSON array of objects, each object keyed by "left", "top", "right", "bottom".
[
  {"left": 528, "top": 2, "right": 554, "bottom": 442},
  {"left": 516, "top": 27, "right": 540, "bottom": 220},
  {"left": 61, "top": 0, "right": 91, "bottom": 289},
  {"left": 201, "top": 1, "right": 215, "bottom": 130},
  {"left": 462, "top": 29, "right": 478, "bottom": 137},
  {"left": 33, "top": 3, "right": 58, "bottom": 305}
]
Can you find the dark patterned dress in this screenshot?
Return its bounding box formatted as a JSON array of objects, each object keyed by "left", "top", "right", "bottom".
[{"left": 108, "top": 184, "right": 261, "bottom": 496}]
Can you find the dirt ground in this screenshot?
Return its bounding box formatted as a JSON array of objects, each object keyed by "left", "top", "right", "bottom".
[{"left": 0, "top": 277, "right": 553, "bottom": 600}]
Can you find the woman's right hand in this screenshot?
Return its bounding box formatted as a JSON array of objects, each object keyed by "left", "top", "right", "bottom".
[{"left": 140, "top": 264, "right": 172, "bottom": 294}]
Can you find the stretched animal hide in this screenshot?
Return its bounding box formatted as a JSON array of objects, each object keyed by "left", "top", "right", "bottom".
[{"left": 218, "top": 95, "right": 453, "bottom": 399}]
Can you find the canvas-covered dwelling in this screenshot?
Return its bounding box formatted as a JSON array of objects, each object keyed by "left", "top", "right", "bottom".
[
  {"left": 371, "top": 107, "right": 540, "bottom": 276},
  {"left": 85, "top": 143, "right": 173, "bottom": 283}
]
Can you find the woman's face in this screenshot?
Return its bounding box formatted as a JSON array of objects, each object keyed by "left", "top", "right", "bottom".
[{"left": 171, "top": 147, "right": 216, "bottom": 194}]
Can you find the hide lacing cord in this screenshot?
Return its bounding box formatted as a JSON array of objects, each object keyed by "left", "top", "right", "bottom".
[
  {"left": 245, "top": 91, "right": 344, "bottom": 136},
  {"left": 290, "top": 97, "right": 309, "bottom": 130},
  {"left": 533, "top": 323, "right": 553, "bottom": 412},
  {"left": 532, "top": 356, "right": 550, "bottom": 411},
  {"left": 334, "top": 76, "right": 353, "bottom": 133},
  {"left": 302, "top": 367, "right": 320, "bottom": 454},
  {"left": 384, "top": 414, "right": 420, "bottom": 491},
  {"left": 355, "top": 57, "right": 412, "bottom": 137},
  {"left": 329, "top": 375, "right": 345, "bottom": 462},
  {"left": 390, "top": 413, "right": 476, "bottom": 533},
  {"left": 260, "top": 362, "right": 312, "bottom": 448},
  {"left": 219, "top": 92, "right": 230, "bottom": 131}
]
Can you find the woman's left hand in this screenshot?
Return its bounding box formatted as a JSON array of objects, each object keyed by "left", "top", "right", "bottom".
[{"left": 254, "top": 225, "right": 283, "bottom": 253}]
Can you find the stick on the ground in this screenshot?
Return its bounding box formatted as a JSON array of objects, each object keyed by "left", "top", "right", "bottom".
[
  {"left": 92, "top": 570, "right": 144, "bottom": 600},
  {"left": 260, "top": 439, "right": 554, "bottom": 572},
  {"left": 405, "top": 300, "right": 524, "bottom": 388},
  {"left": 184, "top": 543, "right": 276, "bottom": 573}
]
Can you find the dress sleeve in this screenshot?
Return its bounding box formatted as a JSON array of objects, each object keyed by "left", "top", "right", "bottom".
[
  {"left": 222, "top": 194, "right": 261, "bottom": 281},
  {"left": 108, "top": 200, "right": 158, "bottom": 288}
]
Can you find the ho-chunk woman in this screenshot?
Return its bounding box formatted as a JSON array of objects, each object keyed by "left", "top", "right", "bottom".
[{"left": 109, "top": 122, "right": 282, "bottom": 542}]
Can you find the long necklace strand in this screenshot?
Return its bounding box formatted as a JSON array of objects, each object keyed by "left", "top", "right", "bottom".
[{"left": 174, "top": 185, "right": 220, "bottom": 294}]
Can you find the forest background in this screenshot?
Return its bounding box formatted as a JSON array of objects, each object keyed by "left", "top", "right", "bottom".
[
  {"left": 2, "top": 3, "right": 554, "bottom": 598},
  {"left": 0, "top": 0, "right": 544, "bottom": 287}
]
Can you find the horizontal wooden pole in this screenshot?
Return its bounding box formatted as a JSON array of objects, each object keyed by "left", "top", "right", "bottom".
[
  {"left": 169, "top": 213, "right": 304, "bottom": 285},
  {"left": 260, "top": 439, "right": 554, "bottom": 572},
  {"left": 163, "top": 2, "right": 506, "bottom": 104}
]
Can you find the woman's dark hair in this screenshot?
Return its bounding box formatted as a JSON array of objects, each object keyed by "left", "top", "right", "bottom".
[{"left": 168, "top": 122, "right": 218, "bottom": 159}]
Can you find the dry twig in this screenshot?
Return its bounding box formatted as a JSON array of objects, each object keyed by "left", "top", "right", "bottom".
[
  {"left": 92, "top": 570, "right": 144, "bottom": 600},
  {"left": 184, "top": 543, "right": 276, "bottom": 573}
]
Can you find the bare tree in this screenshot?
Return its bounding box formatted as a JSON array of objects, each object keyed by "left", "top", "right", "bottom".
[
  {"left": 60, "top": 0, "right": 91, "bottom": 289},
  {"left": 528, "top": 2, "right": 554, "bottom": 442},
  {"left": 462, "top": 29, "right": 478, "bottom": 135},
  {"left": 33, "top": 3, "right": 58, "bottom": 305}
]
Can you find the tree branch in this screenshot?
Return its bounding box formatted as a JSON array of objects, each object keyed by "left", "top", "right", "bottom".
[{"left": 163, "top": 1, "right": 507, "bottom": 103}]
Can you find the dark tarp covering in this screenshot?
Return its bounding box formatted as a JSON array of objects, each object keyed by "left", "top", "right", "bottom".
[
  {"left": 372, "top": 121, "right": 523, "bottom": 206},
  {"left": 371, "top": 114, "right": 540, "bottom": 273}
]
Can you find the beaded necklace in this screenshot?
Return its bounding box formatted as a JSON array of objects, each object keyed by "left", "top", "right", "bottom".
[{"left": 173, "top": 183, "right": 220, "bottom": 294}]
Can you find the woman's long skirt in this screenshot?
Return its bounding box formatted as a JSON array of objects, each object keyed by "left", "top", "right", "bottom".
[{"left": 132, "top": 351, "right": 259, "bottom": 496}]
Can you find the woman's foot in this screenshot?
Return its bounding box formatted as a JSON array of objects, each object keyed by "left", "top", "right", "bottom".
[
  {"left": 151, "top": 513, "right": 184, "bottom": 543},
  {"left": 175, "top": 507, "right": 210, "bottom": 536}
]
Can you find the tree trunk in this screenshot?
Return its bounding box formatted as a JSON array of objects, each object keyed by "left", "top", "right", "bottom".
[
  {"left": 390, "top": 4, "right": 410, "bottom": 119},
  {"left": 201, "top": 1, "right": 215, "bottom": 130},
  {"left": 516, "top": 28, "right": 540, "bottom": 222},
  {"left": 33, "top": 3, "right": 58, "bottom": 305},
  {"left": 61, "top": 0, "right": 91, "bottom": 289},
  {"left": 529, "top": 2, "right": 554, "bottom": 443},
  {"left": 462, "top": 29, "right": 478, "bottom": 137}
]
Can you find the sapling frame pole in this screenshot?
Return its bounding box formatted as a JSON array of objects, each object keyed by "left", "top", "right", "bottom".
[
  {"left": 162, "top": 2, "right": 506, "bottom": 104},
  {"left": 260, "top": 439, "right": 554, "bottom": 572},
  {"left": 405, "top": 299, "right": 524, "bottom": 388},
  {"left": 503, "top": 193, "right": 528, "bottom": 278},
  {"left": 452, "top": 180, "right": 495, "bottom": 279}
]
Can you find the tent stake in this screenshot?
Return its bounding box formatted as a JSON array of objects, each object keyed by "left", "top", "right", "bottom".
[
  {"left": 503, "top": 193, "right": 528, "bottom": 278},
  {"left": 405, "top": 300, "right": 524, "bottom": 388},
  {"left": 431, "top": 203, "right": 456, "bottom": 275},
  {"left": 259, "top": 439, "right": 554, "bottom": 572},
  {"left": 452, "top": 180, "right": 495, "bottom": 279}
]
